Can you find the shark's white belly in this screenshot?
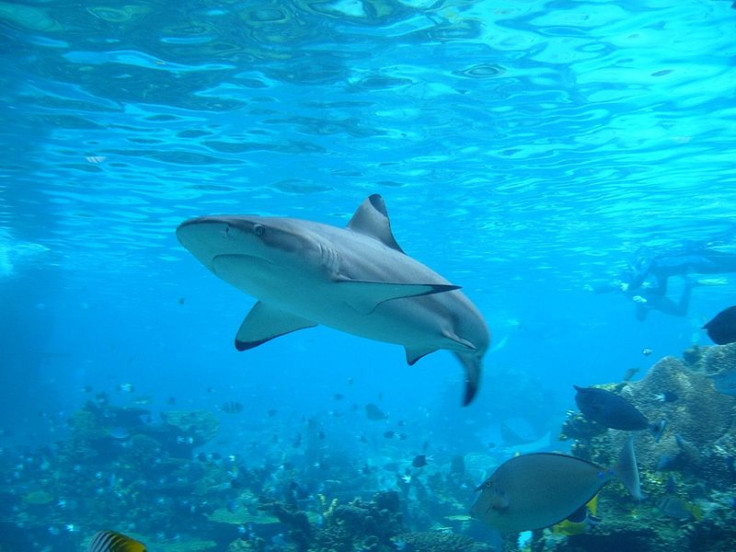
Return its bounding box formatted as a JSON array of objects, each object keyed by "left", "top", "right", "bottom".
[{"left": 213, "top": 251, "right": 464, "bottom": 350}]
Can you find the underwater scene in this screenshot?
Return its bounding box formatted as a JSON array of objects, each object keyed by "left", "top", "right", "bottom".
[{"left": 2, "top": 0, "right": 736, "bottom": 551}]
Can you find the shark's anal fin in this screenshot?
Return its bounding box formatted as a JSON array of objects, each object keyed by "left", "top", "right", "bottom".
[
  {"left": 234, "top": 301, "right": 317, "bottom": 351},
  {"left": 347, "top": 194, "right": 405, "bottom": 253},
  {"left": 337, "top": 280, "right": 460, "bottom": 314}
]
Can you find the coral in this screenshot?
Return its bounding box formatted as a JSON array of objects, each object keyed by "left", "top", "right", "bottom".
[
  {"left": 21, "top": 490, "right": 54, "bottom": 505},
  {"left": 552, "top": 345, "right": 736, "bottom": 552},
  {"left": 311, "top": 491, "right": 404, "bottom": 552},
  {"left": 227, "top": 538, "right": 266, "bottom": 552},
  {"left": 160, "top": 410, "right": 220, "bottom": 446},
  {"left": 396, "top": 531, "right": 494, "bottom": 552},
  {"left": 700, "top": 342, "right": 736, "bottom": 375}
]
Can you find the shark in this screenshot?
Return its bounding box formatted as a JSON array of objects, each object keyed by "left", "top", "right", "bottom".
[{"left": 176, "top": 194, "right": 490, "bottom": 405}]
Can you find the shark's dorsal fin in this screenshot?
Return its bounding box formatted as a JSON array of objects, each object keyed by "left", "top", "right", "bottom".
[
  {"left": 235, "top": 301, "right": 317, "bottom": 351},
  {"left": 347, "top": 194, "right": 405, "bottom": 253}
]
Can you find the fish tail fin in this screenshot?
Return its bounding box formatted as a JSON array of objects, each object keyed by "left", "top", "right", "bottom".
[
  {"left": 615, "top": 437, "right": 643, "bottom": 500},
  {"left": 650, "top": 418, "right": 667, "bottom": 442},
  {"left": 454, "top": 352, "right": 481, "bottom": 406}
]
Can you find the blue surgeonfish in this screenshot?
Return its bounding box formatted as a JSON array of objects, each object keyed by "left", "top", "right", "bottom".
[
  {"left": 88, "top": 530, "right": 146, "bottom": 552},
  {"left": 471, "top": 438, "right": 641, "bottom": 534}
]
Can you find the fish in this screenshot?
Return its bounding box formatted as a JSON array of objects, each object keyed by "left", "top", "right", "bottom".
[
  {"left": 500, "top": 420, "right": 536, "bottom": 446},
  {"left": 176, "top": 194, "right": 490, "bottom": 405},
  {"left": 221, "top": 401, "right": 244, "bottom": 414},
  {"left": 658, "top": 495, "right": 703, "bottom": 521},
  {"left": 702, "top": 306, "right": 736, "bottom": 345},
  {"left": 471, "top": 438, "right": 641, "bottom": 534},
  {"left": 642, "top": 348, "right": 653, "bottom": 356},
  {"left": 574, "top": 386, "right": 649, "bottom": 431},
  {"left": 710, "top": 371, "right": 736, "bottom": 396},
  {"left": 653, "top": 391, "right": 678, "bottom": 403},
  {"left": 88, "top": 530, "right": 146, "bottom": 552},
  {"left": 551, "top": 494, "right": 600, "bottom": 536},
  {"left": 412, "top": 454, "right": 428, "bottom": 468},
  {"left": 623, "top": 367, "right": 640, "bottom": 381},
  {"left": 365, "top": 403, "right": 388, "bottom": 421},
  {"left": 675, "top": 434, "right": 700, "bottom": 462}
]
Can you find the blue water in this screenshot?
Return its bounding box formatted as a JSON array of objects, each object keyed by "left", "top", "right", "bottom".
[{"left": 2, "top": 0, "right": 736, "bottom": 549}]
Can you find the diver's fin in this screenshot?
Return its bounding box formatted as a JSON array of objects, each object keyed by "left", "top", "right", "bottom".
[
  {"left": 336, "top": 279, "right": 460, "bottom": 314},
  {"left": 235, "top": 302, "right": 317, "bottom": 351},
  {"left": 615, "top": 437, "right": 643, "bottom": 500}
]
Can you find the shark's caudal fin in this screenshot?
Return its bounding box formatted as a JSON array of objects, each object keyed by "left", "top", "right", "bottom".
[
  {"left": 455, "top": 352, "right": 482, "bottom": 406},
  {"left": 234, "top": 301, "right": 317, "bottom": 351},
  {"left": 615, "top": 436, "right": 643, "bottom": 500},
  {"left": 347, "top": 194, "right": 405, "bottom": 253}
]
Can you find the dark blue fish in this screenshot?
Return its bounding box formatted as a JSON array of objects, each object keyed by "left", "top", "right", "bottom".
[
  {"left": 365, "top": 403, "right": 388, "bottom": 421},
  {"left": 412, "top": 454, "right": 427, "bottom": 468},
  {"left": 221, "top": 401, "right": 243, "bottom": 414},
  {"left": 665, "top": 475, "right": 677, "bottom": 494},
  {"left": 658, "top": 453, "right": 679, "bottom": 470},
  {"left": 654, "top": 391, "right": 678, "bottom": 403},
  {"left": 574, "top": 386, "right": 649, "bottom": 431},
  {"left": 703, "top": 306, "right": 736, "bottom": 345}
]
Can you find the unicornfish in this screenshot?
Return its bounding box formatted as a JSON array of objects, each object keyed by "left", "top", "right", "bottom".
[{"left": 471, "top": 438, "right": 641, "bottom": 534}]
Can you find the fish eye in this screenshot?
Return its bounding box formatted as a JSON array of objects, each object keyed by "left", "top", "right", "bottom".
[{"left": 253, "top": 224, "right": 265, "bottom": 237}]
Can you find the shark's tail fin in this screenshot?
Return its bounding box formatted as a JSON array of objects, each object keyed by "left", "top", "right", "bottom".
[{"left": 454, "top": 352, "right": 482, "bottom": 406}]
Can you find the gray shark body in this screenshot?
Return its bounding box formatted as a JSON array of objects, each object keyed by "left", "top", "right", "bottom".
[{"left": 176, "top": 194, "right": 490, "bottom": 405}]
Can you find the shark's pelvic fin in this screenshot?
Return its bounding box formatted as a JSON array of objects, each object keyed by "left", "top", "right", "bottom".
[
  {"left": 336, "top": 279, "right": 461, "bottom": 314},
  {"left": 442, "top": 329, "right": 477, "bottom": 351},
  {"left": 347, "top": 194, "right": 405, "bottom": 253},
  {"left": 235, "top": 301, "right": 317, "bottom": 351}
]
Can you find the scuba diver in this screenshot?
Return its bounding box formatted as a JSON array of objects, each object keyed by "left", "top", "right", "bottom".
[{"left": 592, "top": 240, "right": 736, "bottom": 320}]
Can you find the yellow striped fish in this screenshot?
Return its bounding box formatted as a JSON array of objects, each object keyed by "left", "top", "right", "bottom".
[{"left": 88, "top": 530, "right": 147, "bottom": 552}]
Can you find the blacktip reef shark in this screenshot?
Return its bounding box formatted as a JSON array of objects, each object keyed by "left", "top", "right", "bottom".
[{"left": 176, "top": 194, "right": 490, "bottom": 405}]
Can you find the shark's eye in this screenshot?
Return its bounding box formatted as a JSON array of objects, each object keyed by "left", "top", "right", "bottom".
[{"left": 253, "top": 224, "right": 265, "bottom": 237}]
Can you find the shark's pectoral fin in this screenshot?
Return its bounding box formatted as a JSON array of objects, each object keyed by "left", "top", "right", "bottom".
[
  {"left": 454, "top": 352, "right": 482, "bottom": 406},
  {"left": 235, "top": 301, "right": 317, "bottom": 351},
  {"left": 405, "top": 345, "right": 438, "bottom": 365},
  {"left": 336, "top": 279, "right": 460, "bottom": 314}
]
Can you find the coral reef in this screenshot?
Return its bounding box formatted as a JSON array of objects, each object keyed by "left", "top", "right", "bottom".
[
  {"left": 396, "top": 531, "right": 495, "bottom": 552},
  {"left": 551, "top": 344, "right": 736, "bottom": 552}
]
